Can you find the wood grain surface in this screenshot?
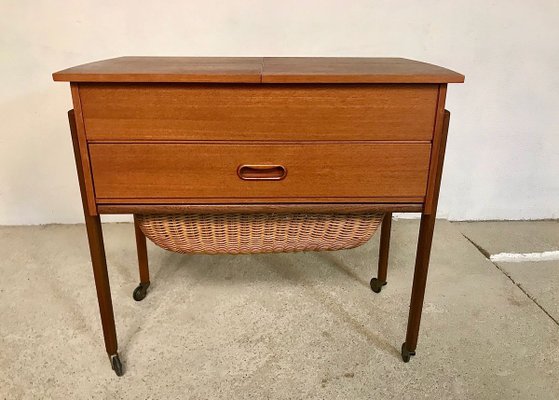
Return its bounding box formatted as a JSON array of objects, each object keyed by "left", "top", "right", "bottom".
[
  {"left": 53, "top": 57, "right": 464, "bottom": 84},
  {"left": 80, "top": 83, "right": 438, "bottom": 141},
  {"left": 89, "top": 142, "right": 431, "bottom": 201},
  {"left": 262, "top": 57, "right": 464, "bottom": 83},
  {"left": 53, "top": 57, "right": 263, "bottom": 83},
  {"left": 97, "top": 203, "right": 423, "bottom": 214},
  {"left": 425, "top": 85, "right": 448, "bottom": 214},
  {"left": 70, "top": 85, "right": 97, "bottom": 214}
]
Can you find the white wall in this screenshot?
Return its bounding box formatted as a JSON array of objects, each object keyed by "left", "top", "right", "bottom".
[{"left": 1, "top": 0, "right": 558, "bottom": 225}]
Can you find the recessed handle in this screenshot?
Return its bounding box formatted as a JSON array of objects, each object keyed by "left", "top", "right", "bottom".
[{"left": 237, "top": 164, "right": 287, "bottom": 181}]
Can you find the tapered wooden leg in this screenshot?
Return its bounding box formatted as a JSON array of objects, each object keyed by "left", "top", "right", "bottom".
[
  {"left": 84, "top": 214, "right": 119, "bottom": 355},
  {"left": 132, "top": 215, "right": 150, "bottom": 301},
  {"left": 401, "top": 212, "right": 436, "bottom": 362},
  {"left": 370, "top": 212, "right": 392, "bottom": 293},
  {"left": 68, "top": 110, "right": 122, "bottom": 376},
  {"left": 84, "top": 215, "right": 123, "bottom": 375},
  {"left": 401, "top": 109, "right": 451, "bottom": 362}
]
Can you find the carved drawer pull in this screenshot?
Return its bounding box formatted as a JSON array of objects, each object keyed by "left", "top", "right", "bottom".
[{"left": 237, "top": 164, "right": 287, "bottom": 181}]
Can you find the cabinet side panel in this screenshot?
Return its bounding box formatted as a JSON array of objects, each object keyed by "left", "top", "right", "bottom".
[
  {"left": 70, "top": 83, "right": 97, "bottom": 215},
  {"left": 424, "top": 84, "right": 448, "bottom": 214}
]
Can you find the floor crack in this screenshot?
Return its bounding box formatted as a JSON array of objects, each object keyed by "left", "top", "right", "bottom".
[{"left": 461, "top": 233, "right": 559, "bottom": 328}]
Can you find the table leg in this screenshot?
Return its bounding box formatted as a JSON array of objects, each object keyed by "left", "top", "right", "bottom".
[
  {"left": 401, "top": 212, "right": 436, "bottom": 362},
  {"left": 68, "top": 110, "right": 122, "bottom": 376},
  {"left": 401, "top": 109, "right": 451, "bottom": 362},
  {"left": 133, "top": 215, "right": 150, "bottom": 301},
  {"left": 370, "top": 212, "right": 392, "bottom": 293},
  {"left": 84, "top": 214, "right": 123, "bottom": 375}
]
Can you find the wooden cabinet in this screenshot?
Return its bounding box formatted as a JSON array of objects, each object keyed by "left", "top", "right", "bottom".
[{"left": 54, "top": 57, "right": 463, "bottom": 376}]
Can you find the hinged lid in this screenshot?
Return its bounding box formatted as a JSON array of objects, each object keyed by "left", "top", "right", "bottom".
[{"left": 53, "top": 56, "right": 464, "bottom": 84}]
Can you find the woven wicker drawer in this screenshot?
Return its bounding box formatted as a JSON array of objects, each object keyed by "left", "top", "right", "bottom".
[{"left": 136, "top": 212, "right": 384, "bottom": 254}]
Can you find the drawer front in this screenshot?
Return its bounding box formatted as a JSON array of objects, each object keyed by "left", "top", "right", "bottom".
[
  {"left": 89, "top": 143, "right": 431, "bottom": 201},
  {"left": 80, "top": 84, "right": 438, "bottom": 141}
]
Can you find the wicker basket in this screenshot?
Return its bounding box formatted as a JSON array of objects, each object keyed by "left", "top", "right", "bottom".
[{"left": 136, "top": 212, "right": 384, "bottom": 255}]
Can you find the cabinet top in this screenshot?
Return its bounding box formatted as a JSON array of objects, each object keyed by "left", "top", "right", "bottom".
[{"left": 53, "top": 56, "right": 464, "bottom": 84}]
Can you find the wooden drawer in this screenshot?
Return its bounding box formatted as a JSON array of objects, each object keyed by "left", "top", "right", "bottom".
[
  {"left": 89, "top": 142, "right": 431, "bottom": 202},
  {"left": 80, "top": 83, "right": 439, "bottom": 141}
]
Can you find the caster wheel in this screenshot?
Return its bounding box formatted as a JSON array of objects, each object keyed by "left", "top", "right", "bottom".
[
  {"left": 370, "top": 278, "right": 387, "bottom": 293},
  {"left": 401, "top": 342, "right": 416, "bottom": 363},
  {"left": 133, "top": 282, "right": 150, "bottom": 301},
  {"left": 110, "top": 354, "right": 124, "bottom": 376}
]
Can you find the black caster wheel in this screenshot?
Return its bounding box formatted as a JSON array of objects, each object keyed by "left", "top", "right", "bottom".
[
  {"left": 133, "top": 282, "right": 150, "bottom": 301},
  {"left": 370, "top": 278, "right": 387, "bottom": 293},
  {"left": 401, "top": 342, "right": 416, "bottom": 363},
  {"left": 110, "top": 354, "right": 124, "bottom": 376}
]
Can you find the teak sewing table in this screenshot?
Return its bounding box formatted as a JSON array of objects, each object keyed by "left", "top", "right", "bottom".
[{"left": 53, "top": 57, "right": 464, "bottom": 376}]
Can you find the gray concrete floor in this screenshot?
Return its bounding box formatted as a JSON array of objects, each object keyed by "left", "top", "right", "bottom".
[
  {"left": 1, "top": 220, "right": 558, "bottom": 399},
  {"left": 454, "top": 220, "right": 559, "bottom": 331}
]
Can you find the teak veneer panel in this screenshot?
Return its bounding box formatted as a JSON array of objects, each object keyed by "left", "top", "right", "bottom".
[
  {"left": 79, "top": 83, "right": 439, "bottom": 141},
  {"left": 96, "top": 197, "right": 425, "bottom": 205},
  {"left": 97, "top": 203, "right": 424, "bottom": 214},
  {"left": 262, "top": 57, "right": 465, "bottom": 83},
  {"left": 53, "top": 56, "right": 464, "bottom": 84},
  {"left": 89, "top": 142, "right": 431, "bottom": 201},
  {"left": 53, "top": 57, "right": 263, "bottom": 83}
]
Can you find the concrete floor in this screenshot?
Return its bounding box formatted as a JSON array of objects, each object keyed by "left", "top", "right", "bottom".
[
  {"left": 0, "top": 220, "right": 558, "bottom": 399},
  {"left": 455, "top": 220, "right": 559, "bottom": 329}
]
